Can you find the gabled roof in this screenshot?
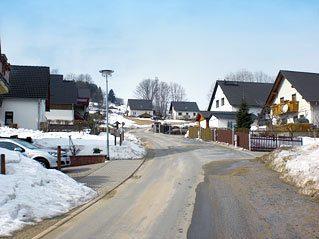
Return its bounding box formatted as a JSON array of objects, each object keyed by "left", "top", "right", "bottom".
[
  {"left": 127, "top": 99, "right": 153, "bottom": 110},
  {"left": 208, "top": 81, "right": 273, "bottom": 110},
  {"left": 196, "top": 111, "right": 214, "bottom": 121},
  {"left": 78, "top": 88, "right": 90, "bottom": 98},
  {"left": 169, "top": 101, "right": 199, "bottom": 112},
  {"left": 2, "top": 65, "right": 49, "bottom": 99},
  {"left": 266, "top": 70, "right": 319, "bottom": 105},
  {"left": 50, "top": 74, "right": 77, "bottom": 104}
]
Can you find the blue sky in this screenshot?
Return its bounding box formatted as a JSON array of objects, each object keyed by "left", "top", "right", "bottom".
[{"left": 1, "top": 0, "right": 319, "bottom": 109}]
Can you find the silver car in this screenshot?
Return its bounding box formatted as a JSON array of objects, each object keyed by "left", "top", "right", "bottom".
[{"left": 0, "top": 138, "right": 71, "bottom": 168}]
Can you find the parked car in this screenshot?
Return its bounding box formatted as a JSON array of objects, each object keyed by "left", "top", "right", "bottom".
[{"left": 0, "top": 138, "right": 71, "bottom": 168}]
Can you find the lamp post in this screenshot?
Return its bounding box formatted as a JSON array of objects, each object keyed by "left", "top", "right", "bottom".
[{"left": 99, "top": 69, "right": 114, "bottom": 160}]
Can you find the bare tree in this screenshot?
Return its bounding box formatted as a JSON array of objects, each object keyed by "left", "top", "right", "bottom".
[
  {"left": 170, "top": 83, "right": 186, "bottom": 102},
  {"left": 65, "top": 73, "right": 76, "bottom": 81},
  {"left": 134, "top": 79, "right": 153, "bottom": 100},
  {"left": 50, "top": 69, "right": 59, "bottom": 74},
  {"left": 154, "top": 81, "right": 170, "bottom": 117},
  {"left": 225, "top": 69, "right": 274, "bottom": 83},
  {"left": 207, "top": 80, "right": 216, "bottom": 101}
]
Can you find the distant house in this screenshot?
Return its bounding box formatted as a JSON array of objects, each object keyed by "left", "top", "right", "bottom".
[
  {"left": 46, "top": 74, "right": 77, "bottom": 123},
  {"left": 127, "top": 99, "right": 153, "bottom": 117},
  {"left": 169, "top": 101, "right": 199, "bottom": 120},
  {"left": 261, "top": 70, "right": 319, "bottom": 129},
  {"left": 0, "top": 42, "right": 11, "bottom": 94},
  {"left": 0, "top": 65, "right": 49, "bottom": 130}
]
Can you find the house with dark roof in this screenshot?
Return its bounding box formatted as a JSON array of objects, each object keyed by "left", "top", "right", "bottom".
[
  {"left": 169, "top": 101, "right": 199, "bottom": 120},
  {"left": 46, "top": 74, "right": 78, "bottom": 123},
  {"left": 127, "top": 99, "right": 153, "bottom": 117},
  {"left": 0, "top": 41, "right": 11, "bottom": 94},
  {"left": 262, "top": 70, "right": 319, "bottom": 128},
  {"left": 0, "top": 65, "right": 50, "bottom": 130},
  {"left": 206, "top": 80, "right": 272, "bottom": 128}
]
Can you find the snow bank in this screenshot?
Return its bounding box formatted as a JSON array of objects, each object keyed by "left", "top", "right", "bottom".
[
  {"left": 0, "top": 127, "right": 146, "bottom": 160},
  {"left": 0, "top": 148, "right": 97, "bottom": 236},
  {"left": 259, "top": 143, "right": 319, "bottom": 198}
]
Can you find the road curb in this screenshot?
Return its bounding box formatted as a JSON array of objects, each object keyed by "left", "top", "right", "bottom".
[{"left": 32, "top": 158, "right": 146, "bottom": 239}]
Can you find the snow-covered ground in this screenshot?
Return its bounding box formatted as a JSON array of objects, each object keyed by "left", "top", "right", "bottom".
[
  {"left": 260, "top": 140, "right": 319, "bottom": 198},
  {"left": 0, "top": 148, "right": 97, "bottom": 236},
  {"left": 0, "top": 127, "right": 146, "bottom": 159}
]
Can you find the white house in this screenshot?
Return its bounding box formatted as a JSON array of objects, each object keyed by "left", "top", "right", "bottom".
[
  {"left": 196, "top": 111, "right": 238, "bottom": 129},
  {"left": 207, "top": 80, "right": 272, "bottom": 128},
  {"left": 46, "top": 74, "right": 77, "bottom": 123},
  {"left": 127, "top": 99, "right": 153, "bottom": 117},
  {"left": 0, "top": 65, "right": 49, "bottom": 130},
  {"left": 169, "top": 101, "right": 199, "bottom": 120},
  {"left": 262, "top": 70, "right": 319, "bottom": 128}
]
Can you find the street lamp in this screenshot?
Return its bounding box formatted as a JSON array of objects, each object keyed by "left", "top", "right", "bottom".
[{"left": 99, "top": 69, "right": 114, "bottom": 160}]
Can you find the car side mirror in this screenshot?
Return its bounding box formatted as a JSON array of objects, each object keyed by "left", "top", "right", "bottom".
[{"left": 14, "top": 147, "right": 24, "bottom": 152}]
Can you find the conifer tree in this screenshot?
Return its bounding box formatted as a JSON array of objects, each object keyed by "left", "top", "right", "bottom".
[{"left": 236, "top": 98, "right": 254, "bottom": 129}]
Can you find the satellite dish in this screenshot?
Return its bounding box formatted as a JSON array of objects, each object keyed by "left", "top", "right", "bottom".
[
  {"left": 282, "top": 104, "right": 288, "bottom": 113},
  {"left": 272, "top": 118, "right": 277, "bottom": 125}
]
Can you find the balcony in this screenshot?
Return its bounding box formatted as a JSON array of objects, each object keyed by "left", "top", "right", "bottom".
[{"left": 271, "top": 100, "right": 299, "bottom": 116}]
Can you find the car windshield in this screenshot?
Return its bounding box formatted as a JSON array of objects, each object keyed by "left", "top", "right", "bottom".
[{"left": 12, "top": 139, "right": 39, "bottom": 150}]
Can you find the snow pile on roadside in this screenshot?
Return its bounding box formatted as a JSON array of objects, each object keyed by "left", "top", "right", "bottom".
[
  {"left": 0, "top": 127, "right": 146, "bottom": 159},
  {"left": 259, "top": 143, "right": 319, "bottom": 198},
  {"left": 0, "top": 148, "right": 97, "bottom": 237}
]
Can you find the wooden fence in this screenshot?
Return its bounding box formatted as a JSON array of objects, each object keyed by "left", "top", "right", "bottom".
[{"left": 188, "top": 127, "right": 303, "bottom": 151}]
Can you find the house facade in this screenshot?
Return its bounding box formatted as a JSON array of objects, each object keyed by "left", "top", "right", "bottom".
[
  {"left": 207, "top": 80, "right": 272, "bottom": 128},
  {"left": 196, "top": 111, "right": 237, "bottom": 129},
  {"left": 169, "top": 101, "right": 199, "bottom": 120},
  {"left": 127, "top": 99, "right": 153, "bottom": 117},
  {"left": 262, "top": 70, "right": 319, "bottom": 128},
  {"left": 0, "top": 65, "right": 49, "bottom": 130},
  {"left": 46, "top": 74, "right": 77, "bottom": 123}
]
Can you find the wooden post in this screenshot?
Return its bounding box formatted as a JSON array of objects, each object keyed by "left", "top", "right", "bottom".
[
  {"left": 115, "top": 135, "right": 117, "bottom": 146},
  {"left": 120, "top": 132, "right": 123, "bottom": 146},
  {"left": 1, "top": 154, "right": 5, "bottom": 175},
  {"left": 57, "top": 146, "right": 61, "bottom": 171}
]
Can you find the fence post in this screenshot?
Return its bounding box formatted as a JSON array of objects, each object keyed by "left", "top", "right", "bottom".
[
  {"left": 115, "top": 135, "right": 117, "bottom": 146},
  {"left": 57, "top": 146, "right": 61, "bottom": 171},
  {"left": 248, "top": 133, "right": 251, "bottom": 151},
  {"left": 1, "top": 154, "right": 5, "bottom": 175}
]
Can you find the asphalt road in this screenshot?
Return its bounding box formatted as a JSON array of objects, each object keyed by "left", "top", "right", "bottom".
[
  {"left": 187, "top": 159, "right": 319, "bottom": 239},
  {"left": 42, "top": 129, "right": 254, "bottom": 239}
]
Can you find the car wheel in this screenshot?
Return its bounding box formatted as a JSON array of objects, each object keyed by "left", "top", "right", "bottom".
[{"left": 35, "top": 158, "right": 50, "bottom": 169}]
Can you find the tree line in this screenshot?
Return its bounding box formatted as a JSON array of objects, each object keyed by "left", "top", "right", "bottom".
[{"left": 134, "top": 78, "right": 186, "bottom": 117}]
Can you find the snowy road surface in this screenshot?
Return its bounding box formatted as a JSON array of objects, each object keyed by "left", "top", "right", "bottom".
[{"left": 41, "top": 128, "right": 253, "bottom": 239}]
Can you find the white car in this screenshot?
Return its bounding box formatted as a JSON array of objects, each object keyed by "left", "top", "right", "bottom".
[{"left": 0, "top": 138, "right": 71, "bottom": 168}]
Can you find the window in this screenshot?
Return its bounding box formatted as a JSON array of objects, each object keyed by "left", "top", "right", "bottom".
[
  {"left": 5, "top": 112, "right": 13, "bottom": 125},
  {"left": 216, "top": 100, "right": 219, "bottom": 108},
  {"left": 280, "top": 97, "right": 284, "bottom": 103},
  {"left": 186, "top": 112, "right": 189, "bottom": 116},
  {"left": 0, "top": 142, "right": 23, "bottom": 151},
  {"left": 221, "top": 98, "right": 225, "bottom": 106},
  {"left": 193, "top": 113, "right": 196, "bottom": 116},
  {"left": 178, "top": 112, "right": 182, "bottom": 116},
  {"left": 292, "top": 94, "right": 296, "bottom": 101}
]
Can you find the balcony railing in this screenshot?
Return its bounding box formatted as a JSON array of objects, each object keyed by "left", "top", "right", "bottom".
[{"left": 271, "top": 100, "right": 299, "bottom": 116}]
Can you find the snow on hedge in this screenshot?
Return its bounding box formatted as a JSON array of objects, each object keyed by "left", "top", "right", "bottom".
[
  {"left": 0, "top": 148, "right": 97, "bottom": 236},
  {"left": 260, "top": 142, "right": 319, "bottom": 198}
]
